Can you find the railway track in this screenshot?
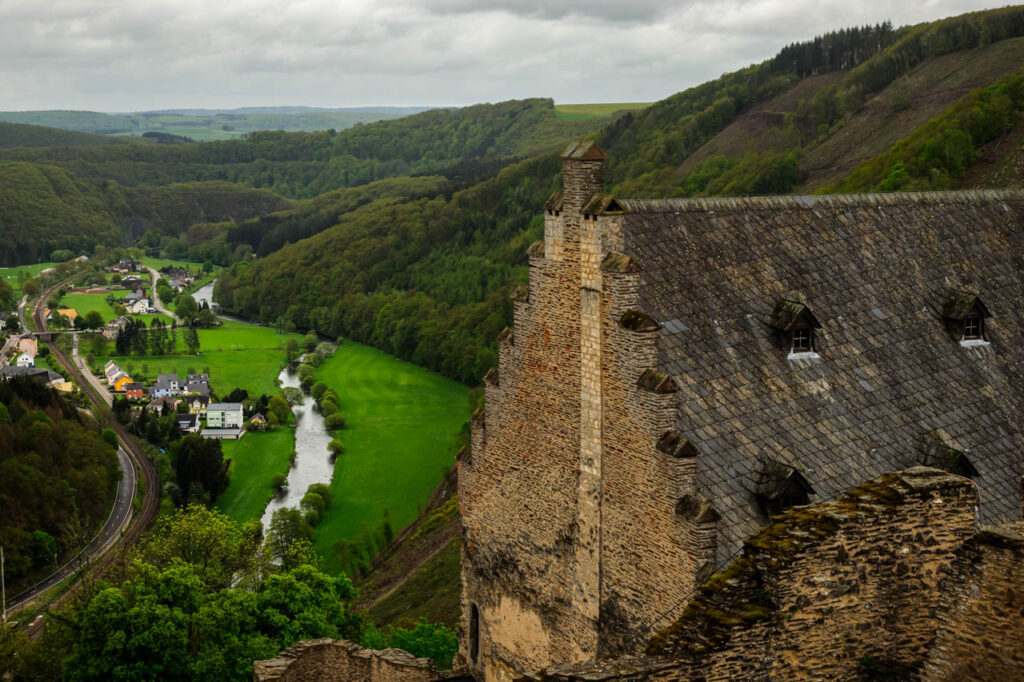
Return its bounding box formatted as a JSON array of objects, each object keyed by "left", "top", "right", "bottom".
[{"left": 18, "top": 277, "right": 160, "bottom": 639}]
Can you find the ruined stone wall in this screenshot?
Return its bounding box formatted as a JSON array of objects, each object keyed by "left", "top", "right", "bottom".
[
  {"left": 458, "top": 154, "right": 604, "bottom": 680},
  {"left": 253, "top": 639, "right": 439, "bottom": 682},
  {"left": 923, "top": 523, "right": 1024, "bottom": 680},
  {"left": 528, "top": 468, "right": 983, "bottom": 681}
]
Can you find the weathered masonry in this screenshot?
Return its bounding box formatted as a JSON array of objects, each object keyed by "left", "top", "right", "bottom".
[{"left": 458, "top": 141, "right": 1024, "bottom": 680}]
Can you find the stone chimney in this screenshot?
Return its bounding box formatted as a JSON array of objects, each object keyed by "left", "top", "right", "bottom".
[{"left": 560, "top": 141, "right": 607, "bottom": 216}]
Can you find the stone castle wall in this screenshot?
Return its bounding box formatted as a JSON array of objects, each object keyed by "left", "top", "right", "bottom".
[
  {"left": 253, "top": 639, "right": 440, "bottom": 682},
  {"left": 458, "top": 154, "right": 603, "bottom": 680},
  {"left": 459, "top": 145, "right": 714, "bottom": 679},
  {"left": 528, "top": 468, "right": 1024, "bottom": 682},
  {"left": 923, "top": 524, "right": 1024, "bottom": 679}
]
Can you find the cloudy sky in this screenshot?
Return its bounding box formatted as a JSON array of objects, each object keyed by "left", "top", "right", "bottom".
[{"left": 0, "top": 0, "right": 1003, "bottom": 112}]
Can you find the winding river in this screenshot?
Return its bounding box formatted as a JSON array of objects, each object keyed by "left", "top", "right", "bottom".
[{"left": 192, "top": 281, "right": 335, "bottom": 530}]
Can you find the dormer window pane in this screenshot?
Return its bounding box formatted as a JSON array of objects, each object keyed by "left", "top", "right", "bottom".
[
  {"left": 964, "top": 316, "right": 983, "bottom": 340},
  {"left": 792, "top": 328, "right": 812, "bottom": 352}
]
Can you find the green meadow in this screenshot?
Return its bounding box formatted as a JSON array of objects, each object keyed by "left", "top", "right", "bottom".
[
  {"left": 141, "top": 257, "right": 204, "bottom": 272},
  {"left": 98, "top": 320, "right": 303, "bottom": 397},
  {"left": 59, "top": 292, "right": 174, "bottom": 325},
  {"left": 554, "top": 102, "right": 653, "bottom": 120},
  {"left": 311, "top": 341, "right": 470, "bottom": 574},
  {"left": 215, "top": 428, "right": 295, "bottom": 526},
  {"left": 1, "top": 262, "right": 56, "bottom": 298}
]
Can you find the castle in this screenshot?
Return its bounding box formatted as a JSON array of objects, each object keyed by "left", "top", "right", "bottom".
[
  {"left": 253, "top": 142, "right": 1024, "bottom": 681},
  {"left": 457, "top": 141, "right": 1024, "bottom": 680}
]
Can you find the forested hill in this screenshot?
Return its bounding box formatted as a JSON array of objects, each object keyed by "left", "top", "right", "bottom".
[
  {"left": 601, "top": 5, "right": 1024, "bottom": 196},
  {"left": 0, "top": 98, "right": 606, "bottom": 199},
  {"left": 0, "top": 122, "right": 135, "bottom": 148},
  {"left": 214, "top": 5, "right": 1024, "bottom": 384},
  {"left": 0, "top": 98, "right": 609, "bottom": 264},
  {"left": 4, "top": 6, "right": 1024, "bottom": 381}
]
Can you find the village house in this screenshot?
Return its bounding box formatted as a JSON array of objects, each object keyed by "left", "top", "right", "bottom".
[
  {"left": 15, "top": 352, "right": 34, "bottom": 367},
  {"left": 184, "top": 379, "right": 210, "bottom": 396},
  {"left": 124, "top": 298, "right": 150, "bottom": 315},
  {"left": 206, "top": 402, "right": 243, "bottom": 429},
  {"left": 111, "top": 374, "right": 133, "bottom": 393},
  {"left": 1, "top": 366, "right": 70, "bottom": 392},
  {"left": 151, "top": 373, "right": 180, "bottom": 398},
  {"left": 103, "top": 316, "right": 130, "bottom": 340},
  {"left": 17, "top": 338, "right": 37, "bottom": 356},
  {"left": 186, "top": 394, "right": 210, "bottom": 416},
  {"left": 124, "top": 382, "right": 146, "bottom": 400},
  {"left": 176, "top": 412, "right": 200, "bottom": 434},
  {"left": 146, "top": 396, "right": 180, "bottom": 414},
  {"left": 248, "top": 413, "right": 268, "bottom": 431}
]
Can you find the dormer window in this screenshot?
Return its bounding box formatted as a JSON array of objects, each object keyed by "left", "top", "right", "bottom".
[
  {"left": 770, "top": 299, "right": 821, "bottom": 359},
  {"left": 941, "top": 290, "right": 991, "bottom": 348},
  {"left": 754, "top": 456, "right": 815, "bottom": 517},
  {"left": 921, "top": 430, "right": 978, "bottom": 479}
]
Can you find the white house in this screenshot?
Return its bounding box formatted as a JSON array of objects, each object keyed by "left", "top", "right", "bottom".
[
  {"left": 15, "top": 352, "right": 34, "bottom": 367},
  {"left": 206, "top": 403, "right": 243, "bottom": 429},
  {"left": 125, "top": 298, "right": 150, "bottom": 315}
]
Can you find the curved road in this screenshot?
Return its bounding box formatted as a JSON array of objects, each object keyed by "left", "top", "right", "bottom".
[
  {"left": 11, "top": 276, "right": 160, "bottom": 637},
  {"left": 6, "top": 446, "right": 136, "bottom": 611}
]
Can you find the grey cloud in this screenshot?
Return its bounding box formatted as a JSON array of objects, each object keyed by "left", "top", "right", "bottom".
[
  {"left": 413, "top": 0, "right": 675, "bottom": 23},
  {"left": 0, "top": 0, "right": 1005, "bottom": 111}
]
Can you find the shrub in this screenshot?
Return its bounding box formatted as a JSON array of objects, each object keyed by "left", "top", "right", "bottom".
[
  {"left": 328, "top": 439, "right": 344, "bottom": 455},
  {"left": 301, "top": 492, "right": 325, "bottom": 513},
  {"left": 320, "top": 400, "right": 337, "bottom": 417},
  {"left": 311, "top": 381, "right": 328, "bottom": 401},
  {"left": 324, "top": 413, "right": 345, "bottom": 430}
]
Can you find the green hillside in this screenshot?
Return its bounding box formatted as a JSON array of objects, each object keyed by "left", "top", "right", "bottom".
[
  {"left": 0, "top": 107, "right": 428, "bottom": 140},
  {"left": 0, "top": 122, "right": 133, "bottom": 148}
]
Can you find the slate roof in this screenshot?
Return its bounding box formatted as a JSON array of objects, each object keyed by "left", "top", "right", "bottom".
[
  {"left": 617, "top": 190, "right": 1024, "bottom": 564},
  {"left": 0, "top": 366, "right": 64, "bottom": 384},
  {"left": 207, "top": 402, "right": 243, "bottom": 412}
]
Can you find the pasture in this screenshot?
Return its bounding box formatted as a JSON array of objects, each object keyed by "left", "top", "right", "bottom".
[
  {"left": 0, "top": 262, "right": 55, "bottom": 298},
  {"left": 554, "top": 102, "right": 653, "bottom": 120},
  {"left": 310, "top": 340, "right": 470, "bottom": 574},
  {"left": 215, "top": 428, "right": 295, "bottom": 526}
]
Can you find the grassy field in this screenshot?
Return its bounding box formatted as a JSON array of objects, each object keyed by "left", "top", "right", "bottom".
[
  {"left": 141, "top": 257, "right": 204, "bottom": 272},
  {"left": 58, "top": 292, "right": 119, "bottom": 322},
  {"left": 1, "top": 262, "right": 55, "bottom": 298},
  {"left": 312, "top": 341, "right": 470, "bottom": 574},
  {"left": 58, "top": 292, "right": 174, "bottom": 325},
  {"left": 97, "top": 321, "right": 303, "bottom": 396},
  {"left": 215, "top": 428, "right": 295, "bottom": 526},
  {"left": 554, "top": 102, "right": 653, "bottom": 120}
]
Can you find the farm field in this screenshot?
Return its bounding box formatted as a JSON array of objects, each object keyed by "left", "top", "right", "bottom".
[
  {"left": 554, "top": 102, "right": 652, "bottom": 120},
  {"left": 97, "top": 320, "right": 303, "bottom": 396},
  {"left": 59, "top": 292, "right": 173, "bottom": 325},
  {"left": 215, "top": 428, "right": 295, "bottom": 526},
  {"left": 311, "top": 341, "right": 470, "bottom": 574},
  {"left": 141, "top": 257, "right": 204, "bottom": 272},
  {"left": 0, "top": 262, "right": 55, "bottom": 298}
]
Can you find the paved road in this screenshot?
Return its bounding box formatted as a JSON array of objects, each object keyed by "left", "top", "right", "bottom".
[
  {"left": 12, "top": 275, "right": 158, "bottom": 637},
  {"left": 146, "top": 267, "right": 181, "bottom": 323},
  {"left": 6, "top": 446, "right": 136, "bottom": 613},
  {"left": 72, "top": 333, "right": 112, "bottom": 405}
]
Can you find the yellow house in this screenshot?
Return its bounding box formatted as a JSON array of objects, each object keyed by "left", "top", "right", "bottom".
[
  {"left": 57, "top": 308, "right": 79, "bottom": 321},
  {"left": 113, "top": 375, "right": 134, "bottom": 393}
]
